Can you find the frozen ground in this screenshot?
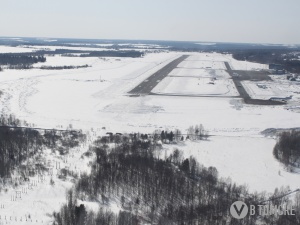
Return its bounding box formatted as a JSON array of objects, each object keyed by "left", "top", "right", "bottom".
[
  {"left": 178, "top": 60, "right": 226, "bottom": 70},
  {"left": 165, "top": 136, "right": 299, "bottom": 193},
  {"left": 0, "top": 46, "right": 35, "bottom": 53},
  {"left": 169, "top": 68, "right": 231, "bottom": 78},
  {"left": 0, "top": 137, "right": 96, "bottom": 225},
  {"left": 241, "top": 75, "right": 300, "bottom": 106},
  {"left": 152, "top": 77, "right": 239, "bottom": 96},
  {"left": 0, "top": 47, "right": 300, "bottom": 224},
  {"left": 33, "top": 55, "right": 98, "bottom": 67}
]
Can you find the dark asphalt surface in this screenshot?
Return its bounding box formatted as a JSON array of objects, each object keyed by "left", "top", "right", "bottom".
[
  {"left": 128, "top": 55, "right": 189, "bottom": 94},
  {"left": 224, "top": 62, "right": 285, "bottom": 105},
  {"left": 128, "top": 57, "right": 285, "bottom": 105}
]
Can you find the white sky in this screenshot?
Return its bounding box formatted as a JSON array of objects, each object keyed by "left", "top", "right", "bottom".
[{"left": 0, "top": 0, "right": 299, "bottom": 44}]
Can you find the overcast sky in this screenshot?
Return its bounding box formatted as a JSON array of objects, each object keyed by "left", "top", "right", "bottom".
[{"left": 1, "top": 0, "right": 299, "bottom": 44}]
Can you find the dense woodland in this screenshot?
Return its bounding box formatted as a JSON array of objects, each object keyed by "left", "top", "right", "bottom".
[
  {"left": 0, "top": 54, "right": 46, "bottom": 68},
  {"left": 40, "top": 65, "right": 89, "bottom": 70},
  {"left": 80, "top": 51, "right": 144, "bottom": 58},
  {"left": 53, "top": 131, "right": 300, "bottom": 225},
  {"left": 0, "top": 114, "right": 86, "bottom": 179},
  {"left": 273, "top": 130, "right": 300, "bottom": 169},
  {"left": 232, "top": 50, "right": 300, "bottom": 73}
]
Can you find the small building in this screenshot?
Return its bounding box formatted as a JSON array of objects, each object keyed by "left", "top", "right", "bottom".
[
  {"left": 269, "top": 64, "right": 283, "bottom": 70},
  {"left": 274, "top": 69, "right": 286, "bottom": 75}
]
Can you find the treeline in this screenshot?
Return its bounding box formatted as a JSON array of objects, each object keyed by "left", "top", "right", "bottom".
[
  {"left": 80, "top": 51, "right": 144, "bottom": 58},
  {"left": 53, "top": 133, "right": 260, "bottom": 225},
  {"left": 0, "top": 114, "right": 86, "bottom": 179},
  {"left": 102, "top": 124, "right": 208, "bottom": 146},
  {"left": 53, "top": 129, "right": 300, "bottom": 225},
  {"left": 0, "top": 54, "right": 46, "bottom": 67},
  {"left": 232, "top": 49, "right": 300, "bottom": 73},
  {"left": 40, "top": 65, "right": 89, "bottom": 70},
  {"left": 273, "top": 130, "right": 300, "bottom": 169},
  {"left": 53, "top": 190, "right": 139, "bottom": 225}
]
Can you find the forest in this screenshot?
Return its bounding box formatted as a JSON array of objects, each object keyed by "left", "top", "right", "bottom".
[
  {"left": 0, "top": 114, "right": 86, "bottom": 179},
  {"left": 232, "top": 49, "right": 300, "bottom": 73},
  {"left": 273, "top": 130, "right": 300, "bottom": 169},
  {"left": 80, "top": 51, "right": 144, "bottom": 58},
  {"left": 40, "top": 65, "right": 89, "bottom": 70},
  {"left": 53, "top": 130, "right": 300, "bottom": 225},
  {"left": 0, "top": 54, "right": 46, "bottom": 67}
]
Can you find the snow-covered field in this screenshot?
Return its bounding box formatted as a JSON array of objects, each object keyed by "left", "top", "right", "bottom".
[
  {"left": 152, "top": 77, "right": 238, "bottom": 96},
  {"left": 0, "top": 46, "right": 35, "bottom": 53},
  {"left": 0, "top": 46, "right": 300, "bottom": 224},
  {"left": 169, "top": 68, "right": 231, "bottom": 78},
  {"left": 165, "top": 136, "right": 299, "bottom": 193},
  {"left": 178, "top": 60, "right": 226, "bottom": 70},
  {"left": 242, "top": 76, "right": 300, "bottom": 103}
]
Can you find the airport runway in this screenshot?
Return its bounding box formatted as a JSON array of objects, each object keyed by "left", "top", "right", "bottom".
[
  {"left": 128, "top": 55, "right": 189, "bottom": 94},
  {"left": 128, "top": 57, "right": 284, "bottom": 105}
]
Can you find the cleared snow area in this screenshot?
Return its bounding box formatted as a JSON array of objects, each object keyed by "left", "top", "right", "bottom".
[{"left": 152, "top": 77, "right": 238, "bottom": 96}]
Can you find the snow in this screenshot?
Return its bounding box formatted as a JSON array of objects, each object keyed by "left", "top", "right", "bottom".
[
  {"left": 0, "top": 46, "right": 35, "bottom": 53},
  {"left": 195, "top": 42, "right": 216, "bottom": 46},
  {"left": 152, "top": 55, "right": 238, "bottom": 96},
  {"left": 33, "top": 55, "right": 97, "bottom": 67},
  {"left": 242, "top": 77, "right": 300, "bottom": 102},
  {"left": 169, "top": 68, "right": 231, "bottom": 78},
  {"left": 178, "top": 60, "right": 226, "bottom": 70},
  {"left": 0, "top": 141, "right": 94, "bottom": 225},
  {"left": 25, "top": 45, "right": 117, "bottom": 52},
  {"left": 225, "top": 54, "right": 269, "bottom": 70},
  {"left": 165, "top": 136, "right": 300, "bottom": 193},
  {"left": 152, "top": 77, "right": 238, "bottom": 96},
  {"left": 0, "top": 47, "right": 300, "bottom": 223}
]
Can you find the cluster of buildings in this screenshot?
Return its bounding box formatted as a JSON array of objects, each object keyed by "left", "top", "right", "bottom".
[
  {"left": 269, "top": 64, "right": 286, "bottom": 75},
  {"left": 269, "top": 63, "right": 299, "bottom": 81}
]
